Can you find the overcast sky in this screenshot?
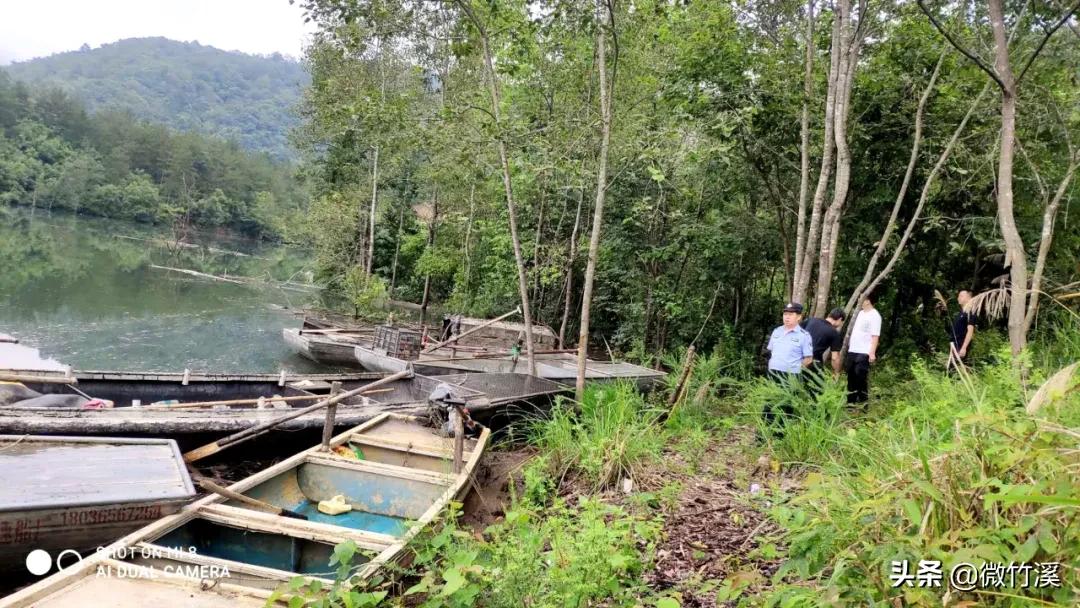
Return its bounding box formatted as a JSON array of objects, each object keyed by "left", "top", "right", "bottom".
[{"left": 0, "top": 0, "right": 315, "bottom": 65}]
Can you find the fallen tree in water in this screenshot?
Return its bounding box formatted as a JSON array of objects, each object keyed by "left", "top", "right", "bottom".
[{"left": 149, "top": 265, "right": 317, "bottom": 292}]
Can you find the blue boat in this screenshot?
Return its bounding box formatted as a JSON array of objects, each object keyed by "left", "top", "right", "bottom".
[{"left": 1, "top": 413, "right": 489, "bottom": 607}]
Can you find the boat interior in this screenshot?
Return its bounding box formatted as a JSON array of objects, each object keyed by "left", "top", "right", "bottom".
[{"left": 36, "top": 415, "right": 485, "bottom": 599}]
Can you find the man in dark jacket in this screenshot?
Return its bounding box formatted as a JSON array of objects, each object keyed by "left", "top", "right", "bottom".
[
  {"left": 950, "top": 290, "right": 977, "bottom": 360},
  {"left": 801, "top": 308, "right": 845, "bottom": 383}
]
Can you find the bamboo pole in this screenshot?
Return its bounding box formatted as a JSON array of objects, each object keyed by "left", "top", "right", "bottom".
[
  {"left": 321, "top": 381, "right": 341, "bottom": 451},
  {"left": 452, "top": 406, "right": 465, "bottom": 474},
  {"left": 668, "top": 345, "right": 696, "bottom": 408},
  {"left": 194, "top": 476, "right": 308, "bottom": 520},
  {"left": 0, "top": 373, "right": 76, "bottom": 385},
  {"left": 421, "top": 307, "right": 521, "bottom": 353},
  {"left": 140, "top": 388, "right": 394, "bottom": 410},
  {"left": 183, "top": 369, "right": 412, "bottom": 463}
]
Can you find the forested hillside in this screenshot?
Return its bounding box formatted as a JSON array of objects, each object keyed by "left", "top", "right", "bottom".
[
  {"left": 0, "top": 72, "right": 304, "bottom": 238},
  {"left": 5, "top": 38, "right": 307, "bottom": 159}
]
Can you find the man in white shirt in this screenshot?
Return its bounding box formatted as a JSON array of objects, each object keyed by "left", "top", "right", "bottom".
[{"left": 846, "top": 291, "right": 882, "bottom": 404}]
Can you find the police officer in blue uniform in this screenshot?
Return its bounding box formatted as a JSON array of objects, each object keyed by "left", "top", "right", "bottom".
[{"left": 764, "top": 302, "right": 813, "bottom": 431}]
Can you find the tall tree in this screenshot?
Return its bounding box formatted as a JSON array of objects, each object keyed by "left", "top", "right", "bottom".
[
  {"left": 454, "top": 0, "right": 538, "bottom": 375},
  {"left": 918, "top": 0, "right": 1080, "bottom": 353},
  {"left": 576, "top": 0, "right": 617, "bottom": 401}
]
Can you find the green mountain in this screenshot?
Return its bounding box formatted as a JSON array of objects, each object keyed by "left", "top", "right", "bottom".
[{"left": 5, "top": 37, "right": 307, "bottom": 159}]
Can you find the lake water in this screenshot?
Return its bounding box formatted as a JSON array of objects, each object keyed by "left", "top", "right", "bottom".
[{"left": 0, "top": 207, "right": 334, "bottom": 373}]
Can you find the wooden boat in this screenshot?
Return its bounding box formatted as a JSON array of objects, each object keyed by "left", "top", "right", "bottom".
[
  {"left": 284, "top": 313, "right": 558, "bottom": 370},
  {"left": 284, "top": 316, "right": 664, "bottom": 390},
  {"left": 10, "top": 369, "right": 385, "bottom": 406},
  {"left": 0, "top": 436, "right": 195, "bottom": 574},
  {"left": 282, "top": 327, "right": 370, "bottom": 367},
  {"left": 356, "top": 347, "right": 667, "bottom": 390},
  {"left": 0, "top": 413, "right": 488, "bottom": 607},
  {"left": 0, "top": 369, "right": 568, "bottom": 437}
]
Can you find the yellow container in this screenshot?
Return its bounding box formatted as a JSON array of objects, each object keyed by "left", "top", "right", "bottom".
[{"left": 317, "top": 495, "right": 353, "bottom": 515}]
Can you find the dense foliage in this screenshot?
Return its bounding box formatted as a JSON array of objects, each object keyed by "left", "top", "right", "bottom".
[
  {"left": 0, "top": 71, "right": 304, "bottom": 238},
  {"left": 5, "top": 37, "right": 308, "bottom": 159},
  {"left": 295, "top": 0, "right": 1079, "bottom": 360}
]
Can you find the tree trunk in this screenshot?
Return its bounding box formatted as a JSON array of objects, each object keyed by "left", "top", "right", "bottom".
[
  {"left": 463, "top": 182, "right": 476, "bottom": 307},
  {"left": 531, "top": 178, "right": 547, "bottom": 305},
  {"left": 366, "top": 38, "right": 387, "bottom": 279},
  {"left": 390, "top": 205, "right": 404, "bottom": 295},
  {"left": 843, "top": 52, "right": 944, "bottom": 315},
  {"left": 1024, "top": 159, "right": 1078, "bottom": 332},
  {"left": 366, "top": 145, "right": 379, "bottom": 277},
  {"left": 988, "top": 0, "right": 1027, "bottom": 355},
  {"left": 420, "top": 190, "right": 439, "bottom": 326},
  {"left": 576, "top": 1, "right": 614, "bottom": 401},
  {"left": 559, "top": 188, "right": 584, "bottom": 349},
  {"left": 458, "top": 0, "right": 537, "bottom": 375},
  {"left": 812, "top": 0, "right": 860, "bottom": 316},
  {"left": 793, "top": 7, "right": 842, "bottom": 304},
  {"left": 793, "top": 0, "right": 815, "bottom": 299},
  {"left": 843, "top": 84, "right": 990, "bottom": 343}
]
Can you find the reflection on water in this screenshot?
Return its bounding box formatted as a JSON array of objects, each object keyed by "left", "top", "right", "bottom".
[
  {"left": 0, "top": 207, "right": 331, "bottom": 373},
  {"left": 0, "top": 342, "right": 69, "bottom": 372}
]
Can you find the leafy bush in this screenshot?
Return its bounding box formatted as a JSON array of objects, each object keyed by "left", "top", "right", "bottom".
[{"left": 342, "top": 269, "right": 389, "bottom": 317}]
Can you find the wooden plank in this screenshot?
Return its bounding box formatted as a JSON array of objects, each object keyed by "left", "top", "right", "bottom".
[
  {"left": 98, "top": 559, "right": 281, "bottom": 601},
  {"left": 349, "top": 435, "right": 460, "bottom": 459},
  {"left": 132, "top": 541, "right": 334, "bottom": 586},
  {"left": 196, "top": 503, "right": 395, "bottom": 552},
  {"left": 304, "top": 453, "right": 456, "bottom": 486},
  {"left": 25, "top": 573, "right": 272, "bottom": 607},
  {"left": 0, "top": 440, "right": 194, "bottom": 510},
  {"left": 0, "top": 373, "right": 75, "bottom": 384}
]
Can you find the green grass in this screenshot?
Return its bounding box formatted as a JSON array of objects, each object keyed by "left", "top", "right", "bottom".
[
  {"left": 760, "top": 350, "right": 1080, "bottom": 607},
  {"left": 526, "top": 382, "right": 668, "bottom": 494}
]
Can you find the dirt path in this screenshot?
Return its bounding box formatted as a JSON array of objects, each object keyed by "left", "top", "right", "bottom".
[
  {"left": 456, "top": 428, "right": 790, "bottom": 607},
  {"left": 643, "top": 430, "right": 787, "bottom": 607}
]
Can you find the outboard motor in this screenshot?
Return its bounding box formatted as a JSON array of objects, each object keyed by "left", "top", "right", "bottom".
[{"left": 427, "top": 382, "right": 476, "bottom": 437}]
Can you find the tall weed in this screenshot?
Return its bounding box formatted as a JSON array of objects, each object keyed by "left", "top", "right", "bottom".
[
  {"left": 401, "top": 500, "right": 660, "bottom": 608},
  {"left": 764, "top": 356, "right": 1080, "bottom": 606},
  {"left": 741, "top": 371, "right": 849, "bottom": 465},
  {"left": 529, "top": 382, "right": 666, "bottom": 492}
]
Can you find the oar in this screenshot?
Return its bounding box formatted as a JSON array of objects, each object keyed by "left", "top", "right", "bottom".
[
  {"left": 194, "top": 475, "right": 308, "bottom": 520},
  {"left": 183, "top": 369, "right": 412, "bottom": 463},
  {"left": 65, "top": 383, "right": 94, "bottom": 400}
]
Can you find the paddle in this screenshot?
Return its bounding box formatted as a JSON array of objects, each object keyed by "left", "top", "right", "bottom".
[{"left": 193, "top": 475, "right": 308, "bottom": 520}]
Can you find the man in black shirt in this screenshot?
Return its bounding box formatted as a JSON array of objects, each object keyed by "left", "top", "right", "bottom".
[
  {"left": 950, "top": 290, "right": 977, "bottom": 360},
  {"left": 801, "top": 308, "right": 845, "bottom": 393}
]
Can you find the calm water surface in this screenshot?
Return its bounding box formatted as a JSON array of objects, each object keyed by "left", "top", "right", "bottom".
[{"left": 0, "top": 207, "right": 331, "bottom": 373}]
